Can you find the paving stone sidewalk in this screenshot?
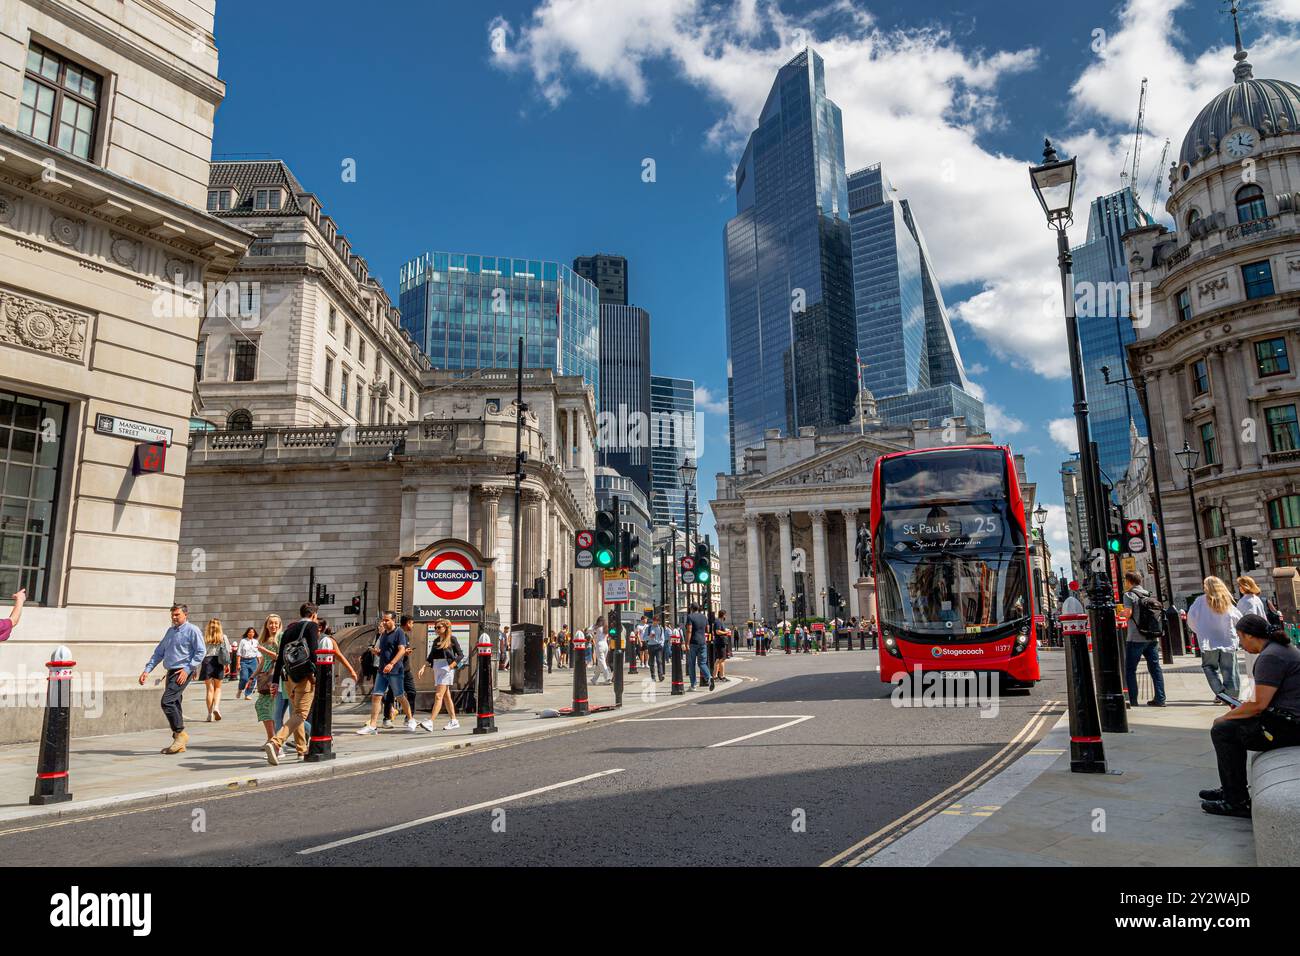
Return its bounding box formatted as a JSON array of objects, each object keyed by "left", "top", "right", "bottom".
[{"left": 870, "top": 668, "right": 1256, "bottom": 867}]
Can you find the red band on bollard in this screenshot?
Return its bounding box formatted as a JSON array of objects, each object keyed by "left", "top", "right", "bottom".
[
  {"left": 574, "top": 697, "right": 588, "bottom": 704},
  {"left": 46, "top": 661, "right": 76, "bottom": 668},
  {"left": 36, "top": 771, "right": 68, "bottom": 780},
  {"left": 477, "top": 712, "right": 494, "bottom": 719},
  {"left": 309, "top": 736, "right": 332, "bottom": 743},
  {"left": 1071, "top": 735, "right": 1103, "bottom": 743}
]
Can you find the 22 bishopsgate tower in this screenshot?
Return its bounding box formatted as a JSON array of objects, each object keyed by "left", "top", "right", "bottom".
[{"left": 724, "top": 49, "right": 857, "bottom": 474}]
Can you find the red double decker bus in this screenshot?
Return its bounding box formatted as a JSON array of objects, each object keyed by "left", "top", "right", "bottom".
[{"left": 871, "top": 444, "right": 1039, "bottom": 688}]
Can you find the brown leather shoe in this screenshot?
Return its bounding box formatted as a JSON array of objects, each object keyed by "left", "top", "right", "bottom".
[{"left": 162, "top": 730, "right": 188, "bottom": 754}]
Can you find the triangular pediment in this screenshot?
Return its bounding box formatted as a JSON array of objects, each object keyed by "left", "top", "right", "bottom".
[{"left": 742, "top": 436, "right": 905, "bottom": 492}]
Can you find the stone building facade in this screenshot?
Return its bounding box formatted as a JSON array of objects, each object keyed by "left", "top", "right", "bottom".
[
  {"left": 1123, "top": 34, "right": 1300, "bottom": 603},
  {"left": 196, "top": 159, "right": 428, "bottom": 432},
  {"left": 0, "top": 1, "right": 249, "bottom": 742},
  {"left": 710, "top": 395, "right": 1035, "bottom": 626},
  {"left": 176, "top": 368, "right": 601, "bottom": 644}
]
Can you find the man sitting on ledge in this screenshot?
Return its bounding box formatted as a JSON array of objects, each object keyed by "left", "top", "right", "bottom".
[{"left": 1202, "top": 613, "right": 1300, "bottom": 818}]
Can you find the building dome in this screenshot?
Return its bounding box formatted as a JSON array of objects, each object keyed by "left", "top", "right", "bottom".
[
  {"left": 1177, "top": 9, "right": 1300, "bottom": 167},
  {"left": 1178, "top": 78, "right": 1300, "bottom": 167}
]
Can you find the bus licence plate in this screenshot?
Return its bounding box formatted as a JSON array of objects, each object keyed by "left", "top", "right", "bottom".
[{"left": 942, "top": 670, "right": 977, "bottom": 681}]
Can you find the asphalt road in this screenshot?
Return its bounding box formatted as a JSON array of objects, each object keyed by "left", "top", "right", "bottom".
[{"left": 0, "top": 647, "right": 1066, "bottom": 867}]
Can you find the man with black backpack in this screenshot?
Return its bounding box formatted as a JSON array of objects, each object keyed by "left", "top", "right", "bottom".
[
  {"left": 1122, "top": 571, "right": 1167, "bottom": 707},
  {"left": 264, "top": 602, "right": 321, "bottom": 765}
]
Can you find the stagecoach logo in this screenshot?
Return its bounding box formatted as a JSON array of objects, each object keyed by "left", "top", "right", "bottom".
[{"left": 931, "top": 646, "right": 985, "bottom": 657}]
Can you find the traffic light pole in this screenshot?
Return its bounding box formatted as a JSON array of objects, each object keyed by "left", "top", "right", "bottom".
[
  {"left": 1056, "top": 226, "right": 1128, "bottom": 735},
  {"left": 510, "top": 335, "right": 525, "bottom": 636}
]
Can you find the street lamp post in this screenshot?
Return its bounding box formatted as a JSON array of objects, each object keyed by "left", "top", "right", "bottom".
[
  {"left": 1030, "top": 138, "right": 1126, "bottom": 751},
  {"left": 678, "top": 458, "right": 697, "bottom": 611},
  {"left": 1176, "top": 441, "right": 1207, "bottom": 580}
]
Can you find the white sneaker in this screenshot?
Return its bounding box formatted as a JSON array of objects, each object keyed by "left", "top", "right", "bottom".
[
  {"left": 405, "top": 718, "right": 418, "bottom": 732},
  {"left": 382, "top": 719, "right": 394, "bottom": 729},
  {"left": 418, "top": 719, "right": 434, "bottom": 732},
  {"left": 443, "top": 719, "right": 460, "bottom": 730},
  {"left": 355, "top": 725, "right": 378, "bottom": 735},
  {"left": 263, "top": 740, "right": 281, "bottom": 765}
]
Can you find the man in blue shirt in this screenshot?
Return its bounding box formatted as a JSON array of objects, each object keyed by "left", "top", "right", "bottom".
[
  {"left": 139, "top": 604, "right": 205, "bottom": 754},
  {"left": 357, "top": 611, "right": 415, "bottom": 734}
]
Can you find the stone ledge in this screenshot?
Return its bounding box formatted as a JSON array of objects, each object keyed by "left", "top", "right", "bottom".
[{"left": 1249, "top": 747, "right": 1300, "bottom": 866}]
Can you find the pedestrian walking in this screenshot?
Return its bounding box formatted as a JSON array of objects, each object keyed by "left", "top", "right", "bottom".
[
  {"left": 416, "top": 617, "right": 463, "bottom": 731},
  {"left": 200, "top": 617, "right": 231, "bottom": 722},
  {"left": 713, "top": 610, "right": 731, "bottom": 682},
  {"left": 591, "top": 616, "right": 613, "bottom": 685},
  {"left": 645, "top": 614, "right": 667, "bottom": 681},
  {"left": 251, "top": 617, "right": 281, "bottom": 742},
  {"left": 1121, "top": 571, "right": 1167, "bottom": 706},
  {"left": 1202, "top": 613, "right": 1300, "bottom": 817},
  {"left": 139, "top": 604, "right": 205, "bottom": 755},
  {"left": 0, "top": 587, "right": 24, "bottom": 643},
  {"left": 1188, "top": 576, "right": 1243, "bottom": 703},
  {"left": 498, "top": 623, "right": 511, "bottom": 671},
  {"left": 382, "top": 614, "right": 419, "bottom": 724},
  {"left": 686, "top": 603, "right": 713, "bottom": 691},
  {"left": 236, "top": 627, "right": 260, "bottom": 700},
  {"left": 1237, "top": 576, "right": 1267, "bottom": 702},
  {"left": 357, "top": 611, "right": 416, "bottom": 734},
  {"left": 263, "top": 603, "right": 322, "bottom": 764}
]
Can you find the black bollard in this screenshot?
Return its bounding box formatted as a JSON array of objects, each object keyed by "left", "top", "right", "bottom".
[
  {"left": 474, "top": 634, "right": 497, "bottom": 734},
  {"left": 670, "top": 633, "right": 684, "bottom": 696},
  {"left": 305, "top": 637, "right": 336, "bottom": 762},
  {"left": 572, "top": 632, "right": 590, "bottom": 716},
  {"left": 31, "top": 647, "right": 74, "bottom": 805},
  {"left": 1060, "top": 612, "right": 1107, "bottom": 773},
  {"left": 547, "top": 640, "right": 554, "bottom": 675}
]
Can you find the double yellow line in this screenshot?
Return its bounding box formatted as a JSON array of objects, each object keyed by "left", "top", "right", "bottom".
[{"left": 821, "top": 698, "right": 1064, "bottom": 867}]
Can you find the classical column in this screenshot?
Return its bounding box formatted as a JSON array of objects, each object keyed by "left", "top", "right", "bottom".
[
  {"left": 778, "top": 511, "right": 795, "bottom": 616},
  {"left": 745, "top": 513, "right": 763, "bottom": 623},
  {"left": 810, "top": 509, "right": 828, "bottom": 619},
  {"left": 522, "top": 489, "right": 545, "bottom": 625},
  {"left": 1206, "top": 346, "right": 1239, "bottom": 470},
  {"left": 842, "top": 509, "right": 862, "bottom": 620},
  {"left": 565, "top": 409, "right": 575, "bottom": 468},
  {"left": 479, "top": 486, "right": 503, "bottom": 560}
]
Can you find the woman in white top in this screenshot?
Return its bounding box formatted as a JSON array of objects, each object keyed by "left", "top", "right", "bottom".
[
  {"left": 1187, "top": 576, "right": 1243, "bottom": 702},
  {"left": 236, "top": 627, "right": 260, "bottom": 700},
  {"left": 1235, "top": 576, "right": 1267, "bottom": 701},
  {"left": 591, "top": 616, "right": 613, "bottom": 685}
]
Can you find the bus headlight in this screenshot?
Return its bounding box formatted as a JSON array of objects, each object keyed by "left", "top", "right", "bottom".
[
  {"left": 1012, "top": 627, "right": 1030, "bottom": 656},
  {"left": 882, "top": 634, "right": 903, "bottom": 659}
]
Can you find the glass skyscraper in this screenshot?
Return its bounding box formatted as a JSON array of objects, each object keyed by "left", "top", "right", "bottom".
[
  {"left": 649, "top": 375, "right": 695, "bottom": 529},
  {"left": 398, "top": 252, "right": 599, "bottom": 399},
  {"left": 1072, "top": 187, "right": 1153, "bottom": 485},
  {"left": 724, "top": 49, "right": 857, "bottom": 474},
  {"left": 848, "top": 164, "right": 985, "bottom": 432},
  {"left": 599, "top": 303, "right": 652, "bottom": 499}
]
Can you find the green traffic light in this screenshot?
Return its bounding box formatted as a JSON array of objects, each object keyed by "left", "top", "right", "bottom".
[
  {"left": 1107, "top": 537, "right": 1122, "bottom": 553},
  {"left": 697, "top": 569, "right": 710, "bottom": 583},
  {"left": 597, "top": 549, "right": 614, "bottom": 566}
]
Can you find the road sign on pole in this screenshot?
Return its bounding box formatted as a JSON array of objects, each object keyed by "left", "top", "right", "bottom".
[{"left": 602, "top": 570, "right": 630, "bottom": 605}]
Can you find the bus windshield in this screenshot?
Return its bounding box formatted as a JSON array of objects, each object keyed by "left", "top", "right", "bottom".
[{"left": 875, "top": 450, "right": 1031, "bottom": 641}]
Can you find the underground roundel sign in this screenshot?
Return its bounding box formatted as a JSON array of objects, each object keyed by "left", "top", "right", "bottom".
[{"left": 413, "top": 543, "right": 485, "bottom": 622}]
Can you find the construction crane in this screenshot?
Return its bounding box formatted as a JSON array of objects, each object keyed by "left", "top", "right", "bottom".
[
  {"left": 1119, "top": 77, "right": 1148, "bottom": 200},
  {"left": 1148, "top": 138, "right": 1172, "bottom": 207}
]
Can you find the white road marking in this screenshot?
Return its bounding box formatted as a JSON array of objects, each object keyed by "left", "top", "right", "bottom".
[
  {"left": 619, "top": 714, "right": 816, "bottom": 748},
  {"left": 297, "top": 768, "right": 625, "bottom": 856}
]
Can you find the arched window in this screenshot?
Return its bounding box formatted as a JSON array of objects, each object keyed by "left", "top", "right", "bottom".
[
  {"left": 1236, "top": 184, "right": 1267, "bottom": 223},
  {"left": 227, "top": 409, "right": 253, "bottom": 431},
  {"left": 1185, "top": 208, "right": 1201, "bottom": 229}
]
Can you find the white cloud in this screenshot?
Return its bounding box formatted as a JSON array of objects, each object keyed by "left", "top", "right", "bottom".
[
  {"left": 1049, "top": 417, "right": 1079, "bottom": 454},
  {"left": 694, "top": 385, "right": 728, "bottom": 416},
  {"left": 967, "top": 362, "right": 988, "bottom": 376},
  {"left": 984, "top": 401, "right": 1026, "bottom": 436},
  {"left": 487, "top": 0, "right": 1300, "bottom": 382}
]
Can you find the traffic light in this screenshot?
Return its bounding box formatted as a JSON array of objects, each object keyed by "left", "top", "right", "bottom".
[
  {"left": 345, "top": 595, "right": 360, "bottom": 616},
  {"left": 607, "top": 606, "right": 621, "bottom": 648},
  {"left": 595, "top": 507, "right": 617, "bottom": 568},
  {"left": 315, "top": 583, "right": 328, "bottom": 605},
  {"left": 693, "top": 542, "right": 710, "bottom": 584},
  {"left": 622, "top": 529, "right": 640, "bottom": 571},
  {"left": 1241, "top": 536, "right": 1258, "bottom": 572},
  {"left": 557, "top": 587, "right": 568, "bottom": 606}
]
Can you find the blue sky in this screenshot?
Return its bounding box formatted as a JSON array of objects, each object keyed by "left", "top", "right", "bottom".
[{"left": 211, "top": 0, "right": 1300, "bottom": 561}]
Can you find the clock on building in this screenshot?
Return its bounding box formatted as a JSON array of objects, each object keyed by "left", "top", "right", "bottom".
[{"left": 1224, "top": 128, "right": 1257, "bottom": 158}]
